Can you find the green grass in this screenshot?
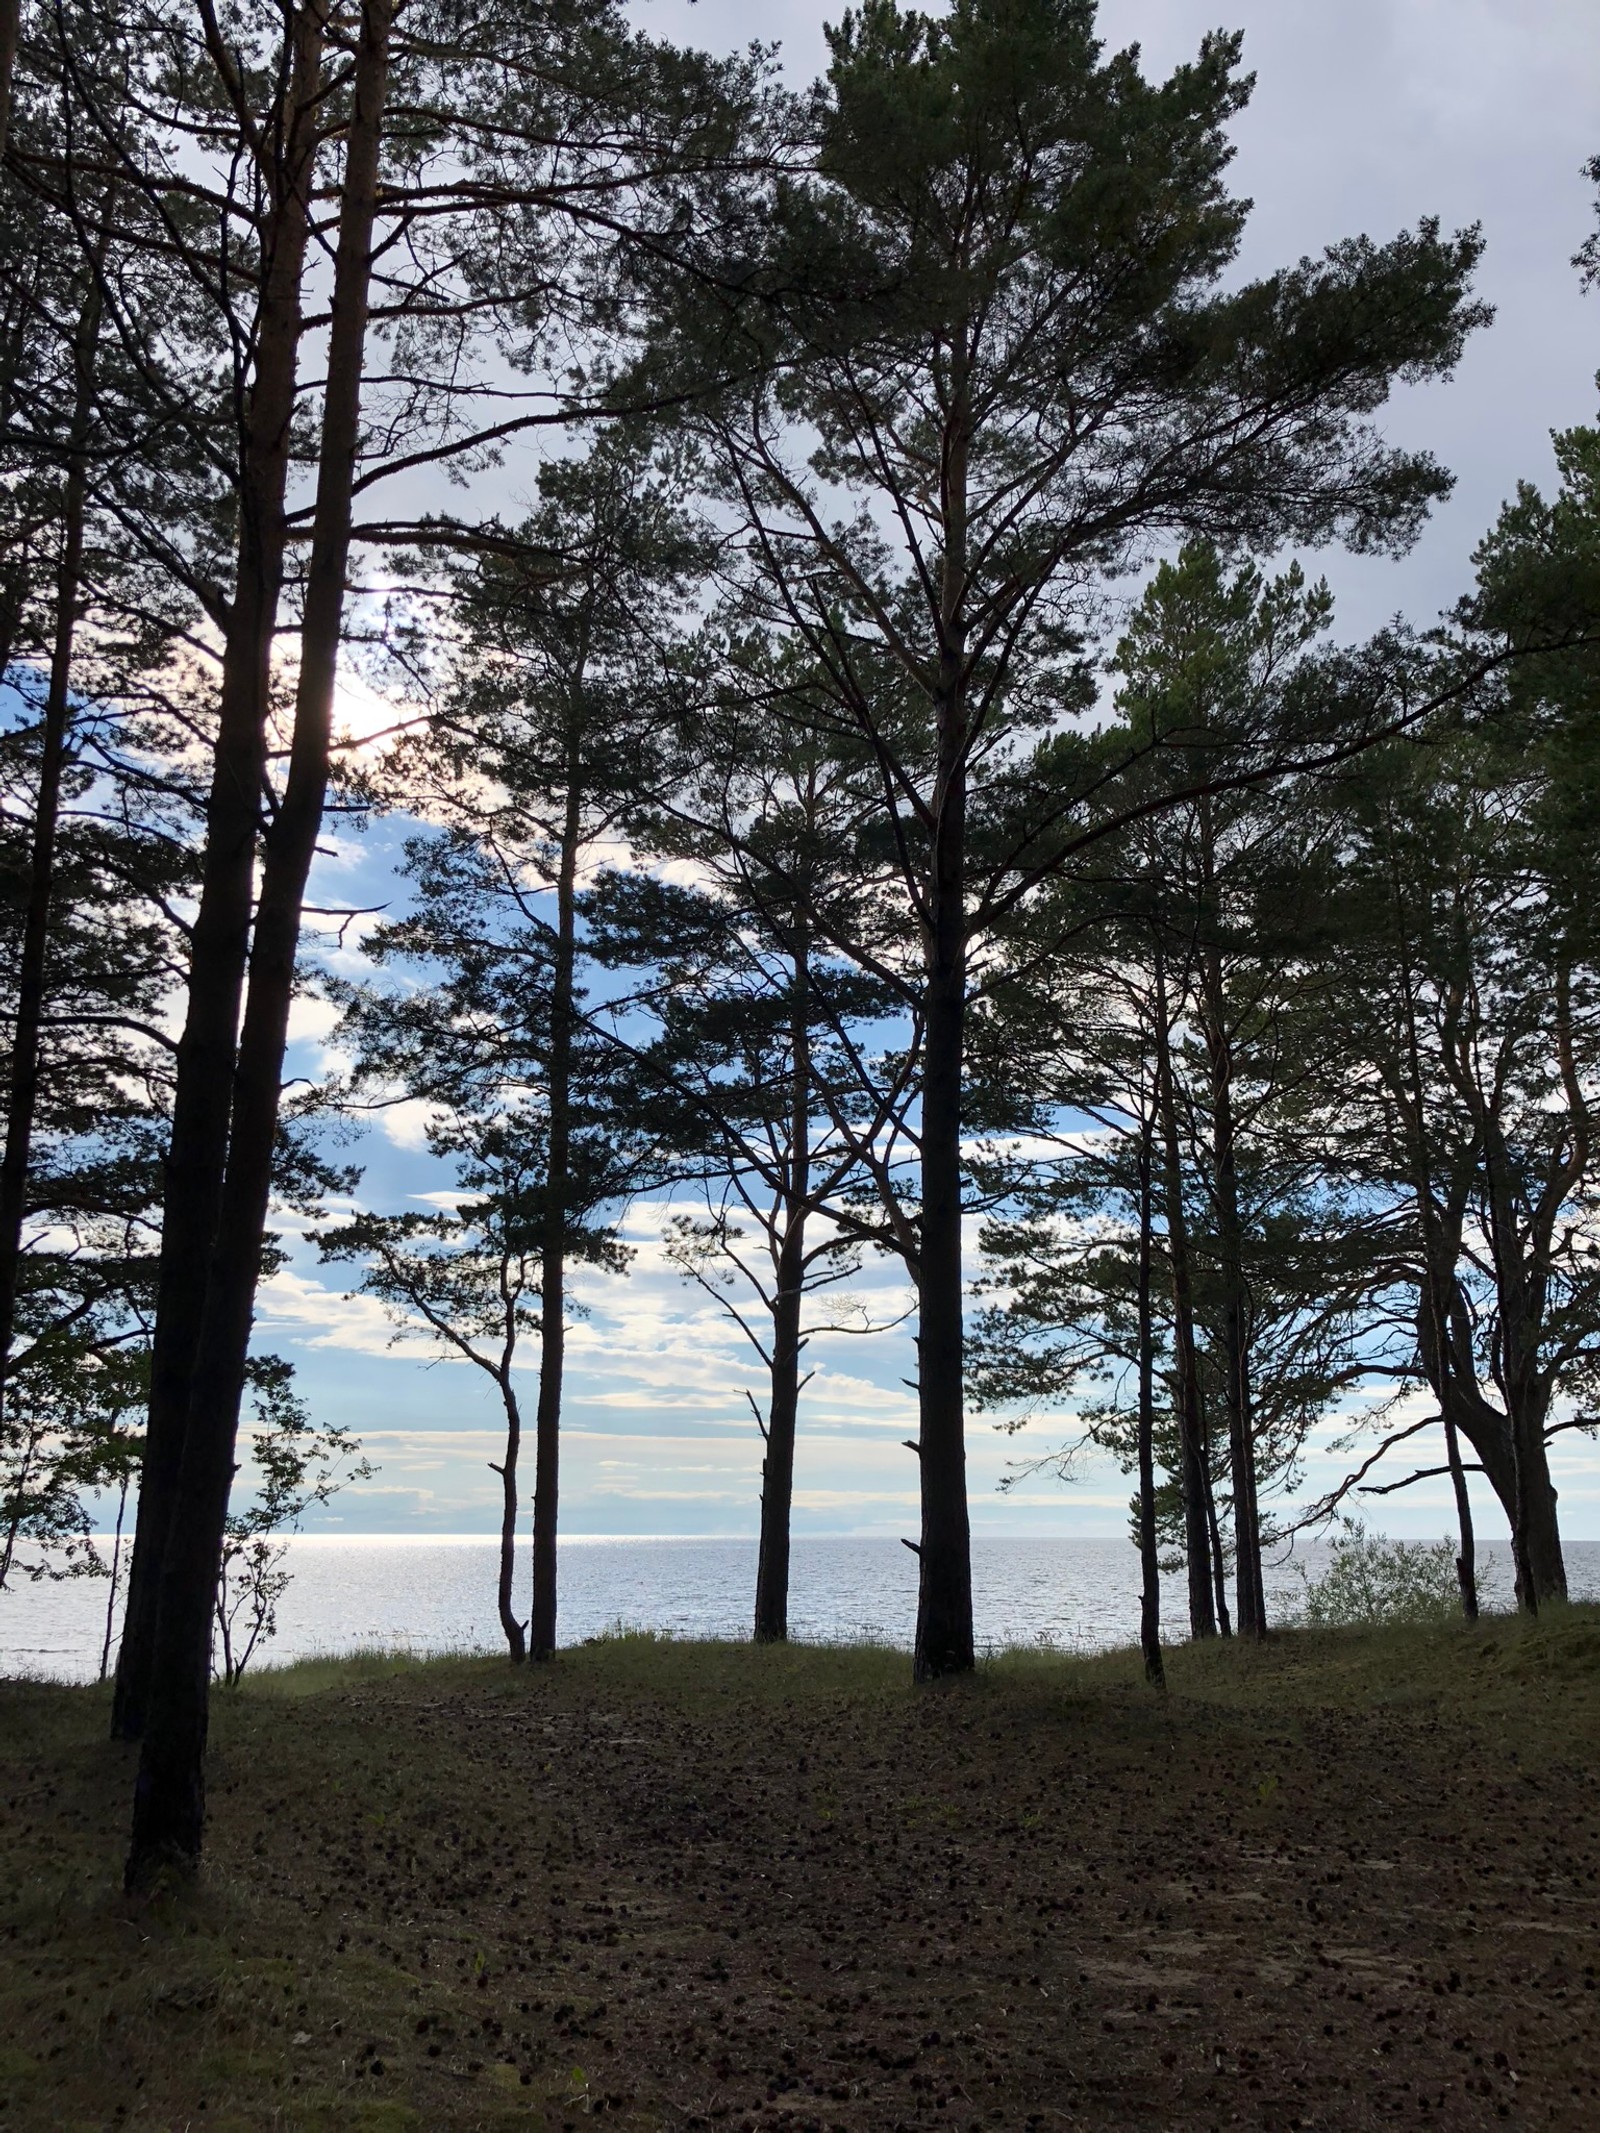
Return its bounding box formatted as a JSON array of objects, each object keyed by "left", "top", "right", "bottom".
[{"left": 241, "top": 1643, "right": 490, "bottom": 1698}]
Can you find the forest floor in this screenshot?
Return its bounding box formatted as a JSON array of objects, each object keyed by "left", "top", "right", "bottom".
[{"left": 2, "top": 1609, "right": 1599, "bottom": 2132}]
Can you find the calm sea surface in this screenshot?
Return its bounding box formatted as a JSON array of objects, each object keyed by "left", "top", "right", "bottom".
[{"left": 4, "top": 1533, "right": 1597, "bottom": 1684}]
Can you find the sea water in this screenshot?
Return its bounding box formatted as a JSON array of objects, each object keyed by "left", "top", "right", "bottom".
[{"left": 5, "top": 1532, "right": 1595, "bottom": 1684}]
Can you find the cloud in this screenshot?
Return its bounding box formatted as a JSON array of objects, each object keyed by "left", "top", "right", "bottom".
[
  {"left": 379, "top": 1098, "right": 446, "bottom": 1152},
  {"left": 254, "top": 1264, "right": 424, "bottom": 1357},
  {"left": 287, "top": 993, "right": 342, "bottom": 1047}
]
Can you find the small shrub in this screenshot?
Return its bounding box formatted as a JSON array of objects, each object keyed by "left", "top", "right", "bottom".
[
  {"left": 580, "top": 1619, "right": 666, "bottom": 1646},
  {"left": 1299, "top": 1519, "right": 1461, "bottom": 1628}
]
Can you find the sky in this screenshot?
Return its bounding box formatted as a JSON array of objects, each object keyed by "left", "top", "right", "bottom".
[{"left": 256, "top": 0, "right": 1600, "bottom": 1549}]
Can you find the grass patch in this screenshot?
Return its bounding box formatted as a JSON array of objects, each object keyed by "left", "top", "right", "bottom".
[{"left": 241, "top": 1643, "right": 490, "bottom": 1699}]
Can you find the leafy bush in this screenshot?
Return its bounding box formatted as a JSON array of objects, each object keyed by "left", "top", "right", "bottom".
[{"left": 1298, "top": 1519, "right": 1461, "bottom": 1628}]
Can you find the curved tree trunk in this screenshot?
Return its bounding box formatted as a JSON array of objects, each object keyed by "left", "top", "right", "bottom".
[
  {"left": 492, "top": 1370, "right": 526, "bottom": 1663},
  {"left": 1461, "top": 1105, "right": 1568, "bottom": 1612},
  {"left": 99, "top": 1475, "right": 130, "bottom": 1682},
  {"left": 1480, "top": 1123, "right": 1545, "bottom": 1615},
  {"left": 1203, "top": 1445, "right": 1232, "bottom": 1641},
  {"left": 1439, "top": 1362, "right": 1566, "bottom": 1607},
  {"left": 1437, "top": 906, "right": 1576, "bottom": 1614}
]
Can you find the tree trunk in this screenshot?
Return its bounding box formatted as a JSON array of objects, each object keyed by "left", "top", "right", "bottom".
[
  {"left": 1153, "top": 960, "right": 1216, "bottom": 1639},
  {"left": 0, "top": 1413, "right": 40, "bottom": 1589},
  {"left": 1443, "top": 1365, "right": 1566, "bottom": 1606},
  {"left": 915, "top": 920, "right": 973, "bottom": 1680},
  {"left": 0, "top": 217, "right": 43, "bottom": 671},
  {"left": 1390, "top": 890, "right": 1480, "bottom": 1626},
  {"left": 1476, "top": 1115, "right": 1566, "bottom": 1613},
  {"left": 113, "top": 2, "right": 326, "bottom": 1742},
  {"left": 0, "top": 0, "right": 19, "bottom": 163},
  {"left": 1134, "top": 1116, "right": 1164, "bottom": 1689},
  {"left": 912, "top": 753, "right": 974, "bottom": 1671},
  {"left": 491, "top": 1372, "right": 526, "bottom": 1663},
  {"left": 1442, "top": 1408, "right": 1478, "bottom": 1623},
  {"left": 1473, "top": 1108, "right": 1541, "bottom": 1614},
  {"left": 1439, "top": 900, "right": 1572, "bottom": 1612},
  {"left": 755, "top": 1222, "right": 805, "bottom": 1643},
  {"left": 100, "top": 1473, "right": 130, "bottom": 1682},
  {"left": 530, "top": 766, "right": 582, "bottom": 1662},
  {"left": 1511, "top": 1395, "right": 1566, "bottom": 1608},
  {"left": 1194, "top": 811, "right": 1265, "bottom": 1640},
  {"left": 1204, "top": 1452, "right": 1232, "bottom": 1640},
  {"left": 124, "top": 0, "right": 389, "bottom": 1883},
  {"left": 755, "top": 937, "right": 810, "bottom": 1643},
  {"left": 0, "top": 555, "right": 26, "bottom": 689},
  {"left": 1205, "top": 1029, "right": 1265, "bottom": 1639},
  {"left": 911, "top": 370, "right": 973, "bottom": 1683},
  {"left": 0, "top": 264, "right": 100, "bottom": 1400}
]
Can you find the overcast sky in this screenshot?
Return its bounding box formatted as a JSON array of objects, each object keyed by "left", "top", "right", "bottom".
[{"left": 258, "top": 1, "right": 1600, "bottom": 1556}]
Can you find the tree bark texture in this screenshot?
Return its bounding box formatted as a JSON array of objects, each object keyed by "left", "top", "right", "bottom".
[
  {"left": 1419, "top": 1114, "right": 1569, "bottom": 1611},
  {"left": 113, "top": 1, "right": 327, "bottom": 1742},
  {"left": 754, "top": 1243, "right": 803, "bottom": 1644},
  {"left": 125, "top": 0, "right": 389, "bottom": 1882},
  {"left": 1509, "top": 1404, "right": 1565, "bottom": 1611}
]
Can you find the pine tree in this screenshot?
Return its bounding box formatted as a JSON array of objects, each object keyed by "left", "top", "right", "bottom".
[
  {"left": 325, "top": 435, "right": 693, "bottom": 1661},
  {"left": 590, "top": 710, "right": 903, "bottom": 1643},
  {"left": 646, "top": 0, "right": 1492, "bottom": 1674}
]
